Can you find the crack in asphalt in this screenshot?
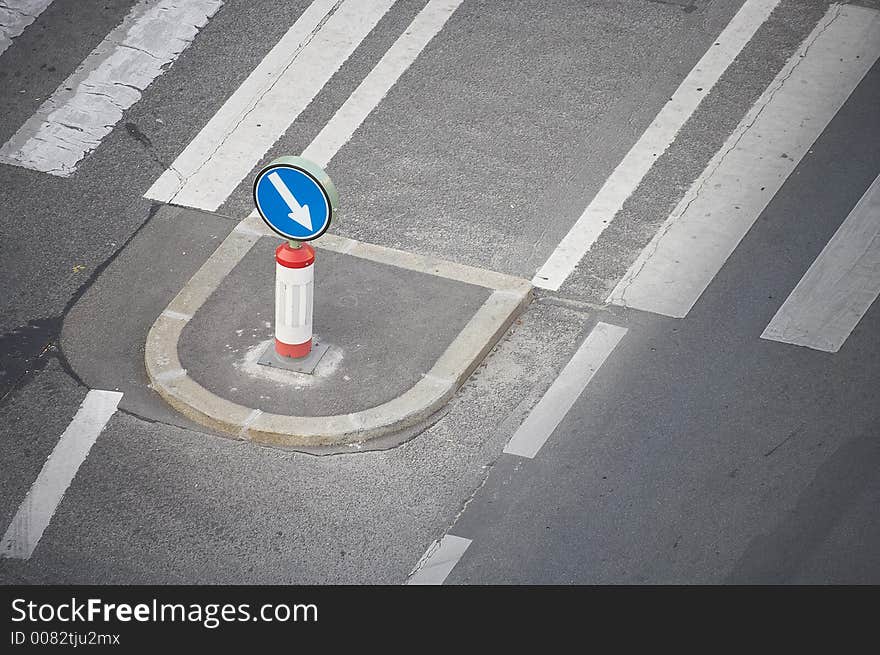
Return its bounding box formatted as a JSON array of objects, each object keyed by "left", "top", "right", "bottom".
[
  {"left": 405, "top": 458, "right": 496, "bottom": 582},
  {"left": 0, "top": 203, "right": 163, "bottom": 406},
  {"left": 0, "top": 2, "right": 38, "bottom": 19},
  {"left": 123, "top": 120, "right": 185, "bottom": 181}
]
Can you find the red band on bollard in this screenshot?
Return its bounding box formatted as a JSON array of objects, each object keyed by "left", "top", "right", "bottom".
[
  {"left": 275, "top": 242, "right": 315, "bottom": 268},
  {"left": 275, "top": 337, "right": 312, "bottom": 358}
]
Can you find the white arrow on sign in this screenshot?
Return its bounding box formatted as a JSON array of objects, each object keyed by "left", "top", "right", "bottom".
[{"left": 267, "top": 171, "right": 312, "bottom": 231}]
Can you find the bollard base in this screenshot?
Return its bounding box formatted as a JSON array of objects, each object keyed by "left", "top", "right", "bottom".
[{"left": 257, "top": 339, "right": 331, "bottom": 375}]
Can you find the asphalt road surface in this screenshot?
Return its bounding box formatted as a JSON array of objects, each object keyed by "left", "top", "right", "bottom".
[{"left": 0, "top": 0, "right": 878, "bottom": 584}]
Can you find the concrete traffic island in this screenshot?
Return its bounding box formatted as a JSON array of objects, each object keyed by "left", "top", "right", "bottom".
[{"left": 145, "top": 213, "right": 532, "bottom": 448}]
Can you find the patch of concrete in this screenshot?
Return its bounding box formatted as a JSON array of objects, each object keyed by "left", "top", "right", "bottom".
[{"left": 146, "top": 212, "right": 532, "bottom": 447}]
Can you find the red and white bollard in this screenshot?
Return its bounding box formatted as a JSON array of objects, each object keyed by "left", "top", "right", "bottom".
[{"left": 274, "top": 241, "right": 314, "bottom": 358}]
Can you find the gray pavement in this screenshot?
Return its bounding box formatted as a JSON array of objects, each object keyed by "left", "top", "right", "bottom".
[
  {"left": 60, "top": 205, "right": 236, "bottom": 432},
  {"left": 0, "top": 359, "right": 88, "bottom": 555},
  {"left": 0, "top": 298, "right": 591, "bottom": 584},
  {"left": 218, "top": 0, "right": 748, "bottom": 279},
  {"left": 1, "top": 0, "right": 878, "bottom": 585},
  {"left": 61, "top": 201, "right": 513, "bottom": 449},
  {"left": 179, "top": 239, "right": 489, "bottom": 417},
  {"left": 0, "top": 0, "right": 317, "bottom": 335},
  {"left": 446, "top": 59, "right": 880, "bottom": 584}
]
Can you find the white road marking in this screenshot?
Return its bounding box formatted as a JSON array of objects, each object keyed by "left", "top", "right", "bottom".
[
  {"left": 0, "top": 0, "right": 222, "bottom": 177},
  {"left": 0, "top": 390, "right": 122, "bottom": 560},
  {"left": 504, "top": 322, "right": 627, "bottom": 459},
  {"left": 145, "top": 0, "right": 396, "bottom": 211},
  {"left": 406, "top": 534, "right": 472, "bottom": 585},
  {"left": 761, "top": 174, "right": 880, "bottom": 353},
  {"left": 0, "top": 0, "right": 54, "bottom": 56},
  {"left": 532, "top": 0, "right": 781, "bottom": 291},
  {"left": 608, "top": 4, "right": 880, "bottom": 318},
  {"left": 302, "top": 0, "right": 463, "bottom": 168}
]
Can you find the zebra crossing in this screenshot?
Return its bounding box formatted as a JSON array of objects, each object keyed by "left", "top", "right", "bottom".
[
  {"left": 2, "top": 1, "right": 876, "bottom": 357},
  {"left": 144, "top": 0, "right": 397, "bottom": 209},
  {"left": 1, "top": 390, "right": 121, "bottom": 560},
  {"left": 607, "top": 2, "right": 880, "bottom": 354},
  {"left": 0, "top": 0, "right": 222, "bottom": 176},
  {"left": 1, "top": 0, "right": 879, "bottom": 584},
  {"left": 144, "top": 0, "right": 464, "bottom": 209},
  {"left": 761, "top": 174, "right": 880, "bottom": 353}
]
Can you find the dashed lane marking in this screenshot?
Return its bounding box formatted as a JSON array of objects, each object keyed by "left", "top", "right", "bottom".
[
  {"left": 1, "top": 390, "right": 122, "bottom": 560},
  {"left": 504, "top": 322, "right": 627, "bottom": 459},
  {"left": 405, "top": 534, "right": 472, "bottom": 585}
]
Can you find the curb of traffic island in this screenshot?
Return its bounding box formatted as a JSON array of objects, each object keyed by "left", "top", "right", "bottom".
[{"left": 145, "top": 212, "right": 532, "bottom": 448}]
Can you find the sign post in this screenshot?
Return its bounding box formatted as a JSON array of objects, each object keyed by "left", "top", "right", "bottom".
[{"left": 253, "top": 156, "right": 338, "bottom": 365}]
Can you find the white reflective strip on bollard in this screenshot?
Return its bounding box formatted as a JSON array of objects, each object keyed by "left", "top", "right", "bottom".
[{"left": 275, "top": 262, "right": 314, "bottom": 347}]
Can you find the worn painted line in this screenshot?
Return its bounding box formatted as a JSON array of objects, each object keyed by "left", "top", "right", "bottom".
[
  {"left": 405, "top": 534, "right": 471, "bottom": 585},
  {"left": 0, "top": 0, "right": 222, "bottom": 176},
  {"left": 161, "top": 309, "right": 192, "bottom": 321},
  {"left": 315, "top": 231, "right": 531, "bottom": 294},
  {"left": 761, "top": 174, "right": 880, "bottom": 352},
  {"left": 532, "top": 0, "right": 781, "bottom": 291},
  {"left": 0, "top": 0, "right": 54, "bottom": 56},
  {"left": 608, "top": 5, "right": 880, "bottom": 318},
  {"left": 303, "top": 0, "right": 462, "bottom": 167},
  {"left": 504, "top": 322, "right": 627, "bottom": 459},
  {"left": 0, "top": 390, "right": 122, "bottom": 560},
  {"left": 145, "top": 0, "right": 396, "bottom": 211},
  {"left": 216, "top": 211, "right": 531, "bottom": 294}
]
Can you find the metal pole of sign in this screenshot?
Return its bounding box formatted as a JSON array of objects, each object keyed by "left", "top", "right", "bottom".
[{"left": 274, "top": 239, "right": 314, "bottom": 359}]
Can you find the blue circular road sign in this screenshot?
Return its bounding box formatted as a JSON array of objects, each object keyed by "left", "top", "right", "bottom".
[{"left": 253, "top": 157, "right": 337, "bottom": 241}]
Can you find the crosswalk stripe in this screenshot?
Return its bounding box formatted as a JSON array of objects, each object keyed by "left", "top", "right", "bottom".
[
  {"left": 532, "top": 0, "right": 781, "bottom": 291},
  {"left": 144, "top": 0, "right": 396, "bottom": 212},
  {"left": 0, "top": 0, "right": 54, "bottom": 57},
  {"left": 0, "top": 0, "right": 222, "bottom": 177},
  {"left": 607, "top": 4, "right": 880, "bottom": 318},
  {"left": 504, "top": 322, "right": 627, "bottom": 459},
  {"left": 303, "top": 0, "right": 463, "bottom": 168},
  {"left": 0, "top": 390, "right": 122, "bottom": 560},
  {"left": 760, "top": 174, "right": 880, "bottom": 353}
]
